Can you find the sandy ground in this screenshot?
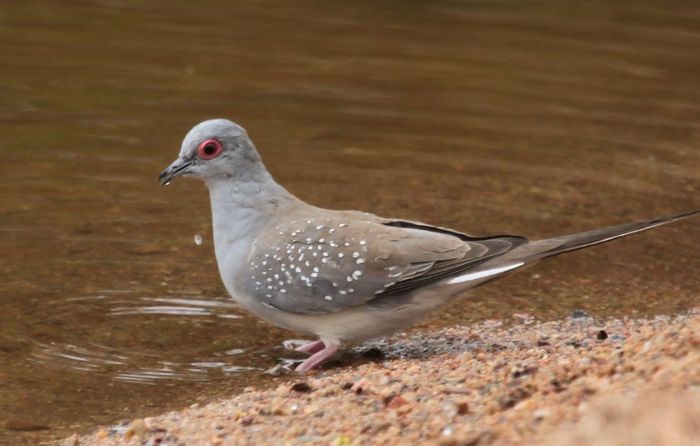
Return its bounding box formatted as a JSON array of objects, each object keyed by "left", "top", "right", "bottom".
[{"left": 67, "top": 309, "right": 699, "bottom": 446}]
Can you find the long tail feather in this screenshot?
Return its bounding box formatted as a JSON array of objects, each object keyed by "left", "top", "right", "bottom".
[
  {"left": 514, "top": 209, "right": 700, "bottom": 263},
  {"left": 440, "top": 209, "right": 698, "bottom": 290}
]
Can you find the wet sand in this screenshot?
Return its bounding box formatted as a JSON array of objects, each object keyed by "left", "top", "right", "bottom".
[{"left": 69, "top": 309, "right": 699, "bottom": 445}]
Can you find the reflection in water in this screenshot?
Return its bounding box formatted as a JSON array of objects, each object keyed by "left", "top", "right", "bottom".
[
  {"left": 1, "top": 0, "right": 699, "bottom": 444},
  {"left": 29, "top": 295, "right": 253, "bottom": 384},
  {"left": 109, "top": 296, "right": 240, "bottom": 317}
]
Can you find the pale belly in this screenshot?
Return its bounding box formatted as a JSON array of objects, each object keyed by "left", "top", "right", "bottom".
[{"left": 223, "top": 275, "right": 461, "bottom": 345}]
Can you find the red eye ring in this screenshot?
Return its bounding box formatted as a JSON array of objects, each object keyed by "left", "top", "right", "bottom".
[{"left": 197, "top": 139, "right": 223, "bottom": 160}]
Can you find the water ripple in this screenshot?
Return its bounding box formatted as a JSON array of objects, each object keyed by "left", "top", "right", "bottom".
[
  {"left": 108, "top": 296, "right": 241, "bottom": 317},
  {"left": 30, "top": 340, "right": 261, "bottom": 385},
  {"left": 25, "top": 293, "right": 258, "bottom": 385}
]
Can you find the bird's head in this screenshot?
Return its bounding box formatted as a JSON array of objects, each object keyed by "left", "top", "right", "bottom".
[{"left": 159, "top": 119, "right": 263, "bottom": 186}]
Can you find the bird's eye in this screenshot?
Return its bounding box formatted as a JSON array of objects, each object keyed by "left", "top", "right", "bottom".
[{"left": 197, "top": 139, "right": 223, "bottom": 160}]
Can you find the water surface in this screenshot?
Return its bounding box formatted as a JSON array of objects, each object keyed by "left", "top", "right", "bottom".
[{"left": 1, "top": 0, "right": 699, "bottom": 443}]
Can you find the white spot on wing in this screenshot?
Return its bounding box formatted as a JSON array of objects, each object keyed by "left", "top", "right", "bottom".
[{"left": 447, "top": 262, "right": 525, "bottom": 285}]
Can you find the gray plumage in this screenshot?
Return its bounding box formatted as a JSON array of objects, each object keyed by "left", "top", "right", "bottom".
[
  {"left": 244, "top": 212, "right": 526, "bottom": 315},
  {"left": 159, "top": 118, "right": 699, "bottom": 372}
]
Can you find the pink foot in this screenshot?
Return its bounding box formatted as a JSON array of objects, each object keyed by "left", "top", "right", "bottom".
[
  {"left": 295, "top": 342, "right": 340, "bottom": 373},
  {"left": 296, "top": 340, "right": 325, "bottom": 354},
  {"left": 282, "top": 339, "right": 325, "bottom": 354}
]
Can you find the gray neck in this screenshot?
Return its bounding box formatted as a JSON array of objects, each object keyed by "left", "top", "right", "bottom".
[{"left": 206, "top": 171, "right": 302, "bottom": 266}]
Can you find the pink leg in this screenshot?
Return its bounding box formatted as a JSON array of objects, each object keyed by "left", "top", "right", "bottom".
[{"left": 295, "top": 342, "right": 340, "bottom": 373}]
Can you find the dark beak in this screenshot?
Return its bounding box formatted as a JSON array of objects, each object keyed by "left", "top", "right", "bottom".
[{"left": 159, "top": 159, "right": 193, "bottom": 186}]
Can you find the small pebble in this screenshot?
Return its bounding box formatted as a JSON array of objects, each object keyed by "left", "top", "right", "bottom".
[
  {"left": 570, "top": 309, "right": 591, "bottom": 319},
  {"left": 533, "top": 408, "right": 551, "bottom": 420},
  {"left": 290, "top": 382, "right": 312, "bottom": 393},
  {"left": 386, "top": 395, "right": 408, "bottom": 409},
  {"left": 456, "top": 401, "right": 470, "bottom": 415},
  {"left": 124, "top": 419, "right": 146, "bottom": 440}
]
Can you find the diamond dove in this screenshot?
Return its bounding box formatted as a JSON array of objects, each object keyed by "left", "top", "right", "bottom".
[{"left": 159, "top": 119, "right": 699, "bottom": 372}]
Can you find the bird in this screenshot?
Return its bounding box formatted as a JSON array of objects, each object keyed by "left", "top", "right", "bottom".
[{"left": 159, "top": 118, "right": 698, "bottom": 373}]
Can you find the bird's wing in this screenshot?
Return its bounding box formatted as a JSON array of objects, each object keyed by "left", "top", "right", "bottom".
[{"left": 244, "top": 212, "right": 527, "bottom": 315}]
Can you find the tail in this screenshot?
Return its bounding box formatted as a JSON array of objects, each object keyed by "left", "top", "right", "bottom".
[
  {"left": 510, "top": 209, "right": 700, "bottom": 263},
  {"left": 442, "top": 209, "right": 698, "bottom": 288}
]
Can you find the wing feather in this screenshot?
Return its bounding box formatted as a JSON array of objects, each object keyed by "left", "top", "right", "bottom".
[{"left": 242, "top": 212, "right": 526, "bottom": 315}]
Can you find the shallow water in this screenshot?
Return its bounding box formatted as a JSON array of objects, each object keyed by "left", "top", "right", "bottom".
[{"left": 1, "top": 0, "right": 699, "bottom": 443}]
